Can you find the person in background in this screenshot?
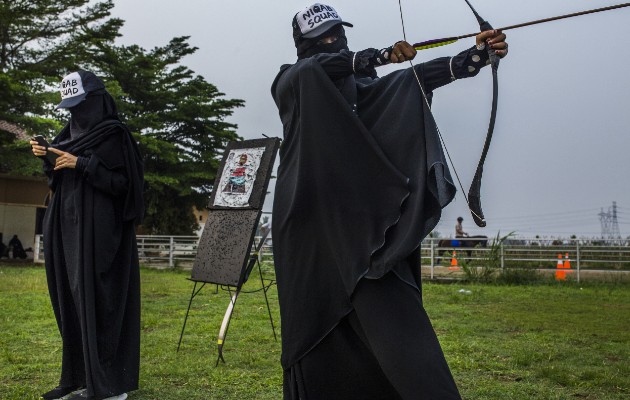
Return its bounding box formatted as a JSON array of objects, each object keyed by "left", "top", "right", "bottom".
[
  {"left": 30, "top": 70, "right": 144, "bottom": 400},
  {"left": 8, "top": 234, "right": 27, "bottom": 259},
  {"left": 455, "top": 216, "right": 469, "bottom": 238}
]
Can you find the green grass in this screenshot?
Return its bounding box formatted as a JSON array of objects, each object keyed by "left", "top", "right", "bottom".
[{"left": 1, "top": 264, "right": 629, "bottom": 399}]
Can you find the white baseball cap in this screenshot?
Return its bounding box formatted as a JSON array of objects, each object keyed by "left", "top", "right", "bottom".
[
  {"left": 56, "top": 70, "right": 105, "bottom": 109},
  {"left": 292, "top": 3, "right": 353, "bottom": 39}
]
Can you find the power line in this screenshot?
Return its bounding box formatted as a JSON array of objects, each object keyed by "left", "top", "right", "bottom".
[
  {"left": 488, "top": 207, "right": 601, "bottom": 222},
  {"left": 436, "top": 203, "right": 627, "bottom": 238}
]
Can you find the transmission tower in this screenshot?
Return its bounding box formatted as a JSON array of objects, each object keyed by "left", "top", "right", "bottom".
[{"left": 599, "top": 201, "right": 622, "bottom": 245}]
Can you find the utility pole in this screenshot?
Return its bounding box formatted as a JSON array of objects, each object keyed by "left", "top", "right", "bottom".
[{"left": 599, "top": 201, "right": 622, "bottom": 245}]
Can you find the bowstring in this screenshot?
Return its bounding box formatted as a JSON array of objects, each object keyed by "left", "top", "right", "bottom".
[{"left": 397, "top": 0, "right": 476, "bottom": 216}]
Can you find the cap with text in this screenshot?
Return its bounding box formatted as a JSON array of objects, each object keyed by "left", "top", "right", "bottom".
[
  {"left": 292, "top": 3, "right": 353, "bottom": 39},
  {"left": 56, "top": 70, "right": 105, "bottom": 109}
]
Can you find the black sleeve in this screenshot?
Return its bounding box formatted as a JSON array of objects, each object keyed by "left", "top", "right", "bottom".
[
  {"left": 420, "top": 45, "right": 490, "bottom": 92},
  {"left": 41, "top": 144, "right": 128, "bottom": 195},
  {"left": 79, "top": 133, "right": 129, "bottom": 196},
  {"left": 310, "top": 47, "right": 393, "bottom": 80},
  {"left": 309, "top": 50, "right": 356, "bottom": 80},
  {"left": 42, "top": 159, "right": 58, "bottom": 191}
]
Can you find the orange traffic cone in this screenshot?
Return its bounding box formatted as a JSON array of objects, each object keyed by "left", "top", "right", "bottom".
[
  {"left": 555, "top": 253, "right": 566, "bottom": 281},
  {"left": 449, "top": 251, "right": 459, "bottom": 270},
  {"left": 563, "top": 253, "right": 571, "bottom": 269}
]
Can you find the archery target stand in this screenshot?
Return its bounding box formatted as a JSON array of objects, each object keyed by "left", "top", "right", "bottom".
[{"left": 176, "top": 137, "right": 280, "bottom": 366}]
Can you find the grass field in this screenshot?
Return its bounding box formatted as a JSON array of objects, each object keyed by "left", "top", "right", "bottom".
[{"left": 1, "top": 263, "right": 629, "bottom": 399}]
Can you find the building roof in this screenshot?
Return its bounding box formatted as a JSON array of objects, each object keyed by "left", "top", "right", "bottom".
[{"left": 0, "top": 120, "right": 28, "bottom": 140}]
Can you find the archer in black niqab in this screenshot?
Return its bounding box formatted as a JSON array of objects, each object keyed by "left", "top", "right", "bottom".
[
  {"left": 272, "top": 17, "right": 496, "bottom": 400},
  {"left": 41, "top": 88, "right": 144, "bottom": 399}
]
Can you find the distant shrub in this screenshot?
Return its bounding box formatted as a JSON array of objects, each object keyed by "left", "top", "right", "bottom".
[
  {"left": 462, "top": 232, "right": 513, "bottom": 283},
  {"left": 496, "top": 268, "right": 544, "bottom": 285}
]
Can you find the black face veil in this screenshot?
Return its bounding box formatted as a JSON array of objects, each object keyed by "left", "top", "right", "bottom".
[
  {"left": 68, "top": 89, "right": 118, "bottom": 139},
  {"left": 296, "top": 25, "right": 349, "bottom": 59}
]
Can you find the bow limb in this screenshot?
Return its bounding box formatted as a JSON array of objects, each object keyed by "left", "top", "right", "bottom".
[
  {"left": 463, "top": 0, "right": 499, "bottom": 228},
  {"left": 397, "top": 0, "right": 492, "bottom": 228}
]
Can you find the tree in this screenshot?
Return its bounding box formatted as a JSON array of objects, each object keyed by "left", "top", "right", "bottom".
[
  {"left": 90, "top": 38, "right": 244, "bottom": 234},
  {"left": 0, "top": 0, "right": 123, "bottom": 174},
  {"left": 0, "top": 0, "right": 122, "bottom": 130},
  {"left": 0, "top": 1, "right": 244, "bottom": 234}
]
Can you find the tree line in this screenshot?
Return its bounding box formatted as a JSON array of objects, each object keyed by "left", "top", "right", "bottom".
[{"left": 0, "top": 0, "right": 244, "bottom": 234}]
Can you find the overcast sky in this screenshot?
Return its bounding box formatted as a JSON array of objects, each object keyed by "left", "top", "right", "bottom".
[{"left": 111, "top": 0, "right": 630, "bottom": 239}]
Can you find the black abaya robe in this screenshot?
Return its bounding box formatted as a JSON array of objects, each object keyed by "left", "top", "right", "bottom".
[
  {"left": 271, "top": 46, "right": 489, "bottom": 399},
  {"left": 43, "top": 106, "right": 144, "bottom": 398}
]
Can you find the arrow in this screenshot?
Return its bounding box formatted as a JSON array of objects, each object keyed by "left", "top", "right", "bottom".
[{"left": 414, "top": 3, "right": 630, "bottom": 50}]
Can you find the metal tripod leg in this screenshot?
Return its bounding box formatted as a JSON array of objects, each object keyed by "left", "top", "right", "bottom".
[
  {"left": 177, "top": 281, "right": 206, "bottom": 352},
  {"left": 258, "top": 259, "right": 277, "bottom": 341}
]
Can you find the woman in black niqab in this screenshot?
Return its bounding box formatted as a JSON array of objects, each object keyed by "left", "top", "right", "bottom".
[{"left": 31, "top": 72, "right": 144, "bottom": 400}]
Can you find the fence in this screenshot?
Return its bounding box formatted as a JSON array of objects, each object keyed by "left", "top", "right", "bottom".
[
  {"left": 136, "top": 235, "right": 200, "bottom": 267},
  {"left": 33, "top": 234, "right": 268, "bottom": 268},
  {"left": 34, "top": 234, "right": 200, "bottom": 268},
  {"left": 420, "top": 237, "right": 630, "bottom": 282},
  {"left": 33, "top": 235, "right": 630, "bottom": 282}
]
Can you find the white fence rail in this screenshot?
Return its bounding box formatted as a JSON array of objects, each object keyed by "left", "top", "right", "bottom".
[
  {"left": 420, "top": 237, "right": 630, "bottom": 282},
  {"left": 136, "top": 235, "right": 199, "bottom": 266},
  {"left": 34, "top": 234, "right": 200, "bottom": 268},
  {"left": 33, "top": 235, "right": 630, "bottom": 282}
]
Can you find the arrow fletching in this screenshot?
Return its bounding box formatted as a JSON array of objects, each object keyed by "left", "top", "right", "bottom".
[{"left": 413, "top": 37, "right": 458, "bottom": 51}]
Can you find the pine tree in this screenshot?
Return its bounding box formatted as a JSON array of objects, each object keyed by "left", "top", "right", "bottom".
[{"left": 0, "top": 1, "right": 244, "bottom": 234}]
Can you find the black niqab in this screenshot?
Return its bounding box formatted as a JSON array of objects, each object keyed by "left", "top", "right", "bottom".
[
  {"left": 296, "top": 25, "right": 349, "bottom": 59},
  {"left": 68, "top": 90, "right": 117, "bottom": 139}
]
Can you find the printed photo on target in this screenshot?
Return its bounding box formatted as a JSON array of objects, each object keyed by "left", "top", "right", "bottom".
[{"left": 213, "top": 147, "right": 265, "bottom": 207}]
